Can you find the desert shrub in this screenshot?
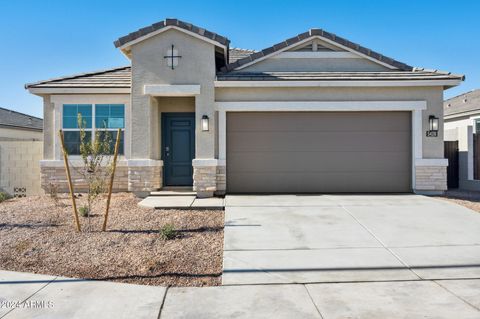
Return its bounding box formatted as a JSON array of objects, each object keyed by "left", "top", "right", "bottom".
[
  {"left": 47, "top": 182, "right": 60, "bottom": 205},
  {"left": 0, "top": 192, "right": 11, "bottom": 203},
  {"left": 68, "top": 114, "right": 114, "bottom": 231},
  {"left": 159, "top": 224, "right": 177, "bottom": 240},
  {"left": 79, "top": 205, "right": 89, "bottom": 217},
  {"left": 14, "top": 240, "right": 30, "bottom": 253}
]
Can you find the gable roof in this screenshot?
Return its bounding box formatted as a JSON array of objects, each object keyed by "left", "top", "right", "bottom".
[
  {"left": 444, "top": 89, "right": 480, "bottom": 117},
  {"left": 0, "top": 107, "right": 43, "bottom": 131},
  {"left": 229, "top": 48, "right": 256, "bottom": 63},
  {"left": 114, "top": 18, "right": 230, "bottom": 50},
  {"left": 25, "top": 66, "right": 131, "bottom": 89},
  {"left": 221, "top": 28, "right": 413, "bottom": 72}
]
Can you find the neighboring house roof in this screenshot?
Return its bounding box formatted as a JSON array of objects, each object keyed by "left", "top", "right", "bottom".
[
  {"left": 220, "top": 28, "right": 414, "bottom": 72},
  {"left": 25, "top": 66, "right": 131, "bottom": 89},
  {"left": 229, "top": 48, "right": 256, "bottom": 64},
  {"left": 114, "top": 18, "right": 230, "bottom": 49},
  {"left": 216, "top": 70, "right": 463, "bottom": 81},
  {"left": 444, "top": 89, "right": 480, "bottom": 117},
  {"left": 0, "top": 107, "right": 43, "bottom": 131}
]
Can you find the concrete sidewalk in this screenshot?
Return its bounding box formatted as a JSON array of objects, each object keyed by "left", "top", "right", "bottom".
[
  {"left": 0, "top": 270, "right": 166, "bottom": 319},
  {"left": 1, "top": 270, "right": 479, "bottom": 318}
]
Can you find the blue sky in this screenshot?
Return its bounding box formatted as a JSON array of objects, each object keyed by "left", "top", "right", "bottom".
[{"left": 1, "top": 0, "right": 478, "bottom": 118}]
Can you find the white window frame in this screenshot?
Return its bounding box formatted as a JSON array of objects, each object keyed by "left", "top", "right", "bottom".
[
  {"left": 61, "top": 104, "right": 94, "bottom": 156},
  {"left": 62, "top": 104, "right": 125, "bottom": 156},
  {"left": 52, "top": 95, "right": 130, "bottom": 161}
]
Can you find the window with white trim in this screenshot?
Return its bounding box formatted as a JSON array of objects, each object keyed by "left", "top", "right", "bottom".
[{"left": 62, "top": 104, "right": 125, "bottom": 155}]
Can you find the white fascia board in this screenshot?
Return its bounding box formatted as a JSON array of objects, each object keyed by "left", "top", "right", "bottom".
[
  {"left": 233, "top": 35, "right": 398, "bottom": 71},
  {"left": 118, "top": 26, "right": 227, "bottom": 53},
  {"left": 28, "top": 87, "right": 130, "bottom": 95},
  {"left": 144, "top": 84, "right": 200, "bottom": 96},
  {"left": 444, "top": 110, "right": 480, "bottom": 120},
  {"left": 271, "top": 51, "right": 361, "bottom": 59},
  {"left": 215, "top": 101, "right": 427, "bottom": 112},
  {"left": 214, "top": 80, "right": 462, "bottom": 88}
]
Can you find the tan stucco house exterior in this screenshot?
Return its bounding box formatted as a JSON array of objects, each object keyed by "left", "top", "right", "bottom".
[{"left": 26, "top": 18, "right": 464, "bottom": 197}]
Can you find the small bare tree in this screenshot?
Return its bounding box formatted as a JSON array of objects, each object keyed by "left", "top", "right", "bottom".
[{"left": 74, "top": 114, "right": 114, "bottom": 231}]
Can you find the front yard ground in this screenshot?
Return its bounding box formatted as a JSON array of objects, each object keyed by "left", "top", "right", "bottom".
[
  {"left": 436, "top": 189, "right": 480, "bottom": 213},
  {"left": 0, "top": 193, "right": 224, "bottom": 286}
]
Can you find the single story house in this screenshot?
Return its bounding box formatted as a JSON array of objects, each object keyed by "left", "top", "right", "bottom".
[
  {"left": 26, "top": 18, "right": 464, "bottom": 197},
  {"left": 444, "top": 89, "right": 480, "bottom": 190},
  {"left": 0, "top": 107, "right": 43, "bottom": 141}
]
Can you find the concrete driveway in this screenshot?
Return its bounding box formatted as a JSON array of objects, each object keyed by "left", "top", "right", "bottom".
[{"left": 223, "top": 194, "right": 480, "bottom": 285}]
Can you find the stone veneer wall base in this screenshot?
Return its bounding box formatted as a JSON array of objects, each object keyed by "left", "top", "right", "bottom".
[
  {"left": 41, "top": 166, "right": 128, "bottom": 193},
  {"left": 414, "top": 165, "right": 447, "bottom": 194},
  {"left": 128, "top": 165, "right": 162, "bottom": 193},
  {"left": 193, "top": 166, "right": 217, "bottom": 198}
]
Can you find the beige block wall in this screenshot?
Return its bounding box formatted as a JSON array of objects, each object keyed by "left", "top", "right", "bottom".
[
  {"left": 0, "top": 127, "right": 42, "bottom": 141},
  {"left": 0, "top": 141, "right": 43, "bottom": 196}
]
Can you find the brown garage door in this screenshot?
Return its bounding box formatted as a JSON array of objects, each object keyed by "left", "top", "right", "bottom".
[{"left": 226, "top": 111, "right": 411, "bottom": 193}]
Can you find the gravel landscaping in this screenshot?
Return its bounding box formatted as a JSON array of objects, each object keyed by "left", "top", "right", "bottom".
[
  {"left": 0, "top": 193, "right": 224, "bottom": 286},
  {"left": 435, "top": 190, "right": 480, "bottom": 213}
]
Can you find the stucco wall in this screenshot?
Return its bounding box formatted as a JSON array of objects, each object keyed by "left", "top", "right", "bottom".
[
  {"left": 0, "top": 141, "right": 43, "bottom": 196},
  {"left": 0, "top": 127, "right": 42, "bottom": 141},
  {"left": 130, "top": 28, "right": 217, "bottom": 160},
  {"left": 43, "top": 95, "right": 54, "bottom": 159},
  {"left": 216, "top": 86, "right": 445, "bottom": 158}
]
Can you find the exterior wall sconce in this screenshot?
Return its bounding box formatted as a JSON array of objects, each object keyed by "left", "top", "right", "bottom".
[
  {"left": 201, "top": 115, "right": 209, "bottom": 131},
  {"left": 426, "top": 115, "right": 439, "bottom": 137}
]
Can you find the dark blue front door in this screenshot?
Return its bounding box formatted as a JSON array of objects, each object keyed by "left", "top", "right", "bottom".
[{"left": 162, "top": 113, "right": 195, "bottom": 186}]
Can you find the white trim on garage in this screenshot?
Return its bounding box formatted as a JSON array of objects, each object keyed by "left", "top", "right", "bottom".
[{"left": 215, "top": 100, "right": 427, "bottom": 190}]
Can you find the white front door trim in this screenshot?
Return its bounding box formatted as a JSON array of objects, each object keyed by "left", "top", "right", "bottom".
[{"left": 215, "top": 100, "right": 427, "bottom": 190}]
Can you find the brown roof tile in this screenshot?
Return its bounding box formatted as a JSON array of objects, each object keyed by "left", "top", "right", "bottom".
[
  {"left": 25, "top": 66, "right": 131, "bottom": 89},
  {"left": 216, "top": 70, "right": 465, "bottom": 82},
  {"left": 220, "top": 28, "right": 414, "bottom": 72},
  {"left": 114, "top": 18, "right": 230, "bottom": 48}
]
